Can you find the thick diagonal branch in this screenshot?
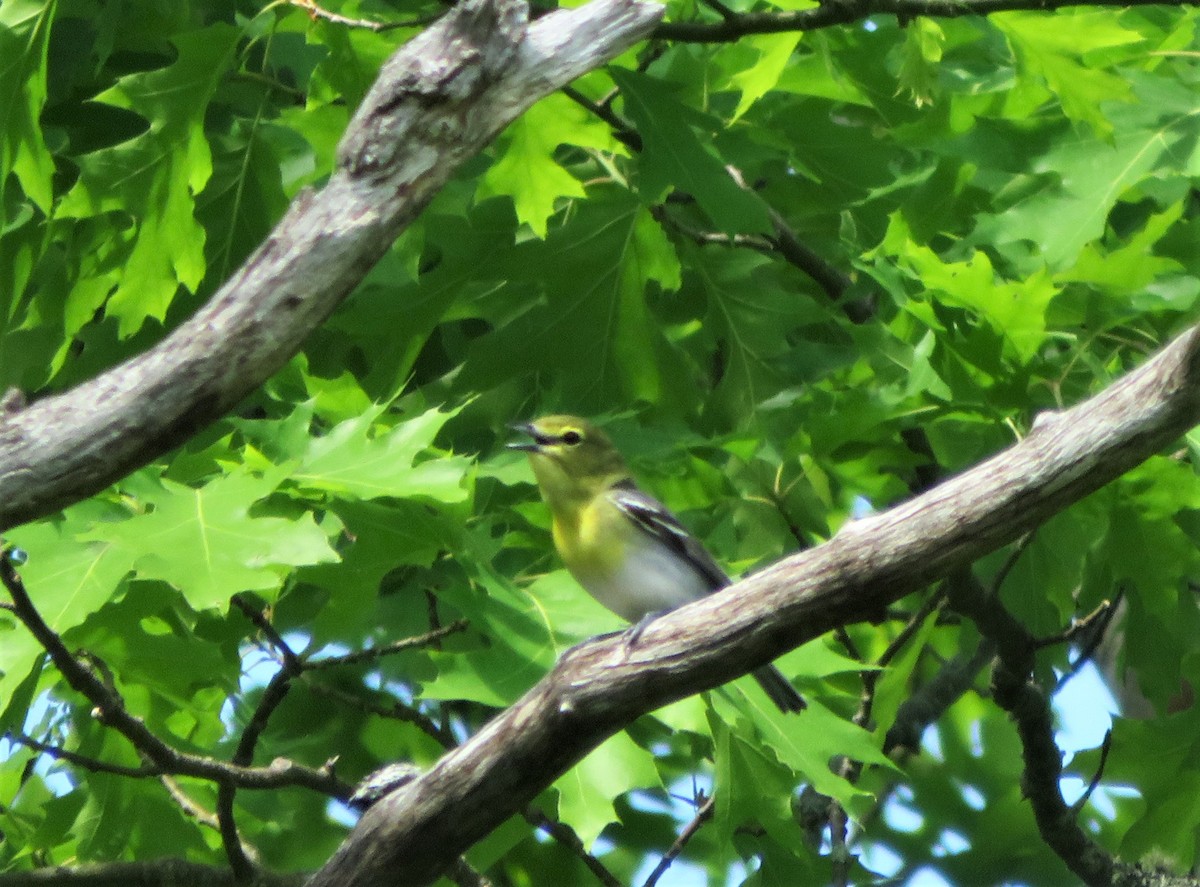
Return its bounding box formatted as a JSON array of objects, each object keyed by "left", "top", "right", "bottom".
[
  {"left": 307, "top": 326, "right": 1200, "bottom": 886},
  {"left": 0, "top": 0, "right": 663, "bottom": 533}
]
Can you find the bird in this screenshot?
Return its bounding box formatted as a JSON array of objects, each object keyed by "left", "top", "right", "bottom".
[{"left": 509, "top": 414, "right": 805, "bottom": 713}]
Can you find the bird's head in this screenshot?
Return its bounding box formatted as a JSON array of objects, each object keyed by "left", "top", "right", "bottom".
[{"left": 509, "top": 415, "right": 629, "bottom": 511}]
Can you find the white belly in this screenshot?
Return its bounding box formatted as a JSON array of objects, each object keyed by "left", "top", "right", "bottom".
[{"left": 574, "top": 532, "right": 713, "bottom": 623}]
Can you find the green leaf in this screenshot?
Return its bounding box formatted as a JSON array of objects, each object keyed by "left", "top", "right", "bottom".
[
  {"left": 710, "top": 706, "right": 804, "bottom": 854},
  {"left": 0, "top": 0, "right": 55, "bottom": 214},
  {"left": 688, "top": 247, "right": 836, "bottom": 423},
  {"left": 57, "top": 24, "right": 239, "bottom": 336},
  {"left": 896, "top": 19, "right": 945, "bottom": 109},
  {"left": 555, "top": 731, "right": 660, "bottom": 846},
  {"left": 293, "top": 404, "right": 471, "bottom": 503},
  {"left": 611, "top": 68, "right": 771, "bottom": 235},
  {"left": 456, "top": 195, "right": 687, "bottom": 411},
  {"left": 997, "top": 11, "right": 1143, "bottom": 138},
  {"left": 1057, "top": 200, "right": 1185, "bottom": 295},
  {"left": 302, "top": 498, "right": 461, "bottom": 643},
  {"left": 726, "top": 33, "right": 804, "bottom": 121},
  {"left": 479, "top": 93, "right": 624, "bottom": 237},
  {"left": 1103, "top": 708, "right": 1200, "bottom": 867},
  {"left": 970, "top": 72, "right": 1200, "bottom": 268},
  {"left": 898, "top": 242, "right": 1057, "bottom": 364},
  {"left": 79, "top": 469, "right": 338, "bottom": 611}
]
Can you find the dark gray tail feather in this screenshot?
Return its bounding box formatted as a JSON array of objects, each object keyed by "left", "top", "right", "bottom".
[{"left": 752, "top": 665, "right": 806, "bottom": 713}]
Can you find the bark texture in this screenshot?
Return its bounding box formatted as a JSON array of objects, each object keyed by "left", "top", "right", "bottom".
[{"left": 0, "top": 0, "right": 663, "bottom": 533}]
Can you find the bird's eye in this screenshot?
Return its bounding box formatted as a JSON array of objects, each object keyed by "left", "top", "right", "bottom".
[{"left": 561, "top": 429, "right": 583, "bottom": 446}]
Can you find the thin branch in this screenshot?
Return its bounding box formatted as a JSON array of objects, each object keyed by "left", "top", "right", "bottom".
[
  {"left": 0, "top": 555, "right": 349, "bottom": 796},
  {"left": 698, "top": 0, "right": 738, "bottom": 20},
  {"left": 304, "top": 620, "right": 469, "bottom": 670},
  {"left": 276, "top": 0, "right": 442, "bottom": 31},
  {"left": 653, "top": 0, "right": 1180, "bottom": 43},
  {"left": 1071, "top": 729, "right": 1114, "bottom": 816},
  {"left": 947, "top": 568, "right": 1114, "bottom": 885},
  {"left": 305, "top": 681, "right": 458, "bottom": 748},
  {"left": 5, "top": 731, "right": 158, "bottom": 778},
  {"left": 1036, "top": 600, "right": 1115, "bottom": 651},
  {"left": 990, "top": 531, "right": 1037, "bottom": 598},
  {"left": 561, "top": 86, "right": 642, "bottom": 150},
  {"left": 1058, "top": 589, "right": 1124, "bottom": 689},
  {"left": 0, "top": 859, "right": 305, "bottom": 887},
  {"left": 884, "top": 638, "right": 995, "bottom": 754},
  {"left": 524, "top": 808, "right": 623, "bottom": 887},
  {"left": 233, "top": 594, "right": 304, "bottom": 671},
  {"left": 218, "top": 655, "right": 300, "bottom": 878},
  {"left": 160, "top": 774, "right": 221, "bottom": 830},
  {"left": 831, "top": 588, "right": 947, "bottom": 885},
  {"left": 655, "top": 165, "right": 868, "bottom": 320},
  {"left": 724, "top": 165, "right": 867, "bottom": 317},
  {"left": 641, "top": 794, "right": 716, "bottom": 887},
  {"left": 444, "top": 859, "right": 496, "bottom": 887}
]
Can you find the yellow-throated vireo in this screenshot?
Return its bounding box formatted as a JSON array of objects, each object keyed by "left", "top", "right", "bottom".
[{"left": 510, "top": 415, "right": 805, "bottom": 714}]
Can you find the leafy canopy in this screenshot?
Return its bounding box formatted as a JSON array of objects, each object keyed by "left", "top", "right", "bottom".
[{"left": 1, "top": 0, "right": 1199, "bottom": 884}]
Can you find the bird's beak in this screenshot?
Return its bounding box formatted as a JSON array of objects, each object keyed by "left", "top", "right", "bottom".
[{"left": 507, "top": 423, "right": 541, "bottom": 453}]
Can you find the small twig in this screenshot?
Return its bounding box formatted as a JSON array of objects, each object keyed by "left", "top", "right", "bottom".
[
  {"left": 561, "top": 86, "right": 642, "bottom": 150},
  {"left": 160, "top": 774, "right": 222, "bottom": 830},
  {"left": 5, "top": 731, "right": 158, "bottom": 778},
  {"left": 233, "top": 594, "right": 304, "bottom": 670},
  {"left": 653, "top": 0, "right": 1176, "bottom": 44},
  {"left": 699, "top": 0, "right": 738, "bottom": 19},
  {"left": 305, "top": 620, "right": 469, "bottom": 670},
  {"left": 305, "top": 681, "right": 458, "bottom": 748},
  {"left": 990, "top": 531, "right": 1037, "bottom": 598},
  {"left": 221, "top": 598, "right": 313, "bottom": 878},
  {"left": 835, "top": 626, "right": 863, "bottom": 661},
  {"left": 525, "top": 808, "right": 623, "bottom": 887},
  {"left": 947, "top": 567, "right": 1115, "bottom": 885},
  {"left": 1071, "top": 729, "right": 1113, "bottom": 816},
  {"left": 884, "top": 638, "right": 995, "bottom": 754},
  {"left": 831, "top": 587, "right": 948, "bottom": 884},
  {"left": 275, "top": 0, "right": 440, "bottom": 31},
  {"left": 878, "top": 590, "right": 947, "bottom": 672},
  {"left": 641, "top": 794, "right": 716, "bottom": 887},
  {"left": 724, "top": 165, "right": 862, "bottom": 313},
  {"left": 1059, "top": 591, "right": 1123, "bottom": 688},
  {"left": 0, "top": 556, "right": 350, "bottom": 799},
  {"left": 1036, "top": 600, "right": 1114, "bottom": 651},
  {"left": 652, "top": 205, "right": 774, "bottom": 249},
  {"left": 445, "top": 858, "right": 496, "bottom": 887}
]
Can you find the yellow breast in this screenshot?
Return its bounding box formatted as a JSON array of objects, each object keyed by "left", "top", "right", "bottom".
[{"left": 551, "top": 497, "right": 626, "bottom": 588}]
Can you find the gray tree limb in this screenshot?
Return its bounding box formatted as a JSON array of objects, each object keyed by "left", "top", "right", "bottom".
[
  {"left": 0, "top": 0, "right": 664, "bottom": 534},
  {"left": 0, "top": 859, "right": 302, "bottom": 887},
  {"left": 306, "top": 324, "right": 1200, "bottom": 887}
]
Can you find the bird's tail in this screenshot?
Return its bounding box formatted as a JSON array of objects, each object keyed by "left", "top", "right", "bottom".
[{"left": 752, "top": 665, "right": 806, "bottom": 713}]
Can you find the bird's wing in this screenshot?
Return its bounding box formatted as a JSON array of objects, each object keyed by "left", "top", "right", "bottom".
[{"left": 608, "top": 481, "right": 731, "bottom": 591}]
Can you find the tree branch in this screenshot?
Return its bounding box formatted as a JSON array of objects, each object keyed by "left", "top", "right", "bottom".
[
  {"left": 946, "top": 567, "right": 1113, "bottom": 884},
  {"left": 0, "top": 0, "right": 663, "bottom": 534},
  {"left": 0, "top": 859, "right": 303, "bottom": 887},
  {"left": 653, "top": 0, "right": 1186, "bottom": 42},
  {"left": 640, "top": 794, "right": 715, "bottom": 887},
  {"left": 306, "top": 324, "right": 1200, "bottom": 885},
  {"left": 0, "top": 557, "right": 350, "bottom": 797}
]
